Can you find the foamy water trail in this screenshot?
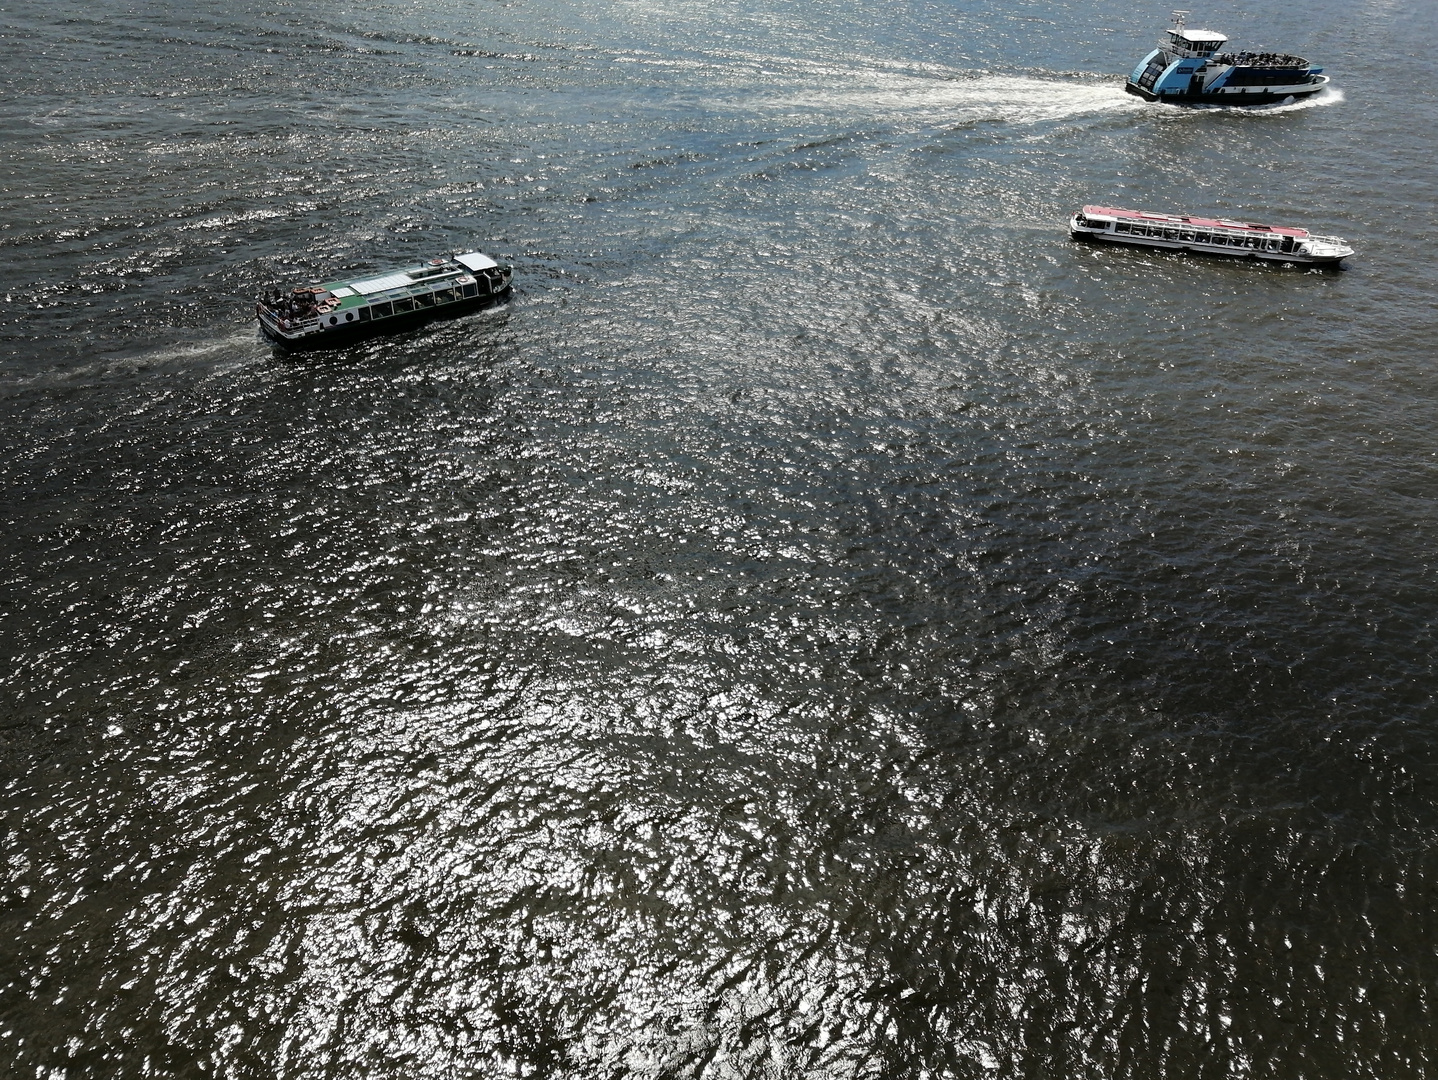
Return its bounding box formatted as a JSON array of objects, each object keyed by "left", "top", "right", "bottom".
[
  {"left": 0, "top": 330, "right": 265, "bottom": 390},
  {"left": 746, "top": 71, "right": 1140, "bottom": 128}
]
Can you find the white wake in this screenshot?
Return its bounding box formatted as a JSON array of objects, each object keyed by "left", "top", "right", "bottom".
[{"left": 735, "top": 68, "right": 1141, "bottom": 130}]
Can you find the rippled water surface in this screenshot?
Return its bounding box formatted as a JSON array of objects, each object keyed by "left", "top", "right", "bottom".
[{"left": 3, "top": 0, "right": 1437, "bottom": 1076}]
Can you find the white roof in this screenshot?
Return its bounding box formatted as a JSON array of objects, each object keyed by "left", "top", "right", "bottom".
[
  {"left": 1177, "top": 28, "right": 1226, "bottom": 42},
  {"left": 455, "top": 251, "right": 498, "bottom": 271},
  {"left": 350, "top": 272, "right": 413, "bottom": 295}
]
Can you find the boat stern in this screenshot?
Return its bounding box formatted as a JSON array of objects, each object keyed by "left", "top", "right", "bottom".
[
  {"left": 255, "top": 300, "right": 320, "bottom": 346},
  {"left": 1070, "top": 207, "right": 1117, "bottom": 240}
]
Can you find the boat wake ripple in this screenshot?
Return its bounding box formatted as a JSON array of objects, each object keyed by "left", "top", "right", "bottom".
[{"left": 753, "top": 72, "right": 1141, "bottom": 129}]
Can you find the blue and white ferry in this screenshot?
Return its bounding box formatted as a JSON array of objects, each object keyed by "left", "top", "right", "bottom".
[{"left": 1125, "top": 11, "right": 1329, "bottom": 105}]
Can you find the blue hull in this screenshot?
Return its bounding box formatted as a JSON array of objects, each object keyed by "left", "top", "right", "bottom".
[{"left": 1124, "top": 81, "right": 1324, "bottom": 106}]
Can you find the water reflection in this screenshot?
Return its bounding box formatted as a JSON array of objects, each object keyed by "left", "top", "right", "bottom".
[{"left": 2, "top": 0, "right": 1436, "bottom": 1074}]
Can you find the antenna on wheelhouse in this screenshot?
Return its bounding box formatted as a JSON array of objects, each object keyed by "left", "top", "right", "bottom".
[{"left": 1171, "top": 10, "right": 1189, "bottom": 31}]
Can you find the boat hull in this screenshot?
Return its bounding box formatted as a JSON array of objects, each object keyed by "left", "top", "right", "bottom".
[
  {"left": 1124, "top": 80, "right": 1327, "bottom": 106},
  {"left": 259, "top": 282, "right": 511, "bottom": 350},
  {"left": 1070, "top": 228, "right": 1347, "bottom": 266}
]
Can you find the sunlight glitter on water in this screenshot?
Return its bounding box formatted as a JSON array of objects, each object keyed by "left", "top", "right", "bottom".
[{"left": 2, "top": 0, "right": 1436, "bottom": 1075}]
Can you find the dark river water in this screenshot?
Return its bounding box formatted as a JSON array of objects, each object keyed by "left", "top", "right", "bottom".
[{"left": 3, "top": 0, "right": 1436, "bottom": 1076}]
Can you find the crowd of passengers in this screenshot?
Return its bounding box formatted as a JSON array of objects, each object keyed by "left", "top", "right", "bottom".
[
  {"left": 262, "top": 288, "right": 323, "bottom": 321},
  {"left": 1212, "top": 52, "right": 1305, "bottom": 67}
]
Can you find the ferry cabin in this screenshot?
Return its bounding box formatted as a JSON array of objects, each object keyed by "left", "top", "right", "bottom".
[
  {"left": 344, "top": 253, "right": 508, "bottom": 325},
  {"left": 1089, "top": 212, "right": 1300, "bottom": 255}
]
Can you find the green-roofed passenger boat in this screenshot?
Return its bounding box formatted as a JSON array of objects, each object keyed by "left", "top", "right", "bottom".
[{"left": 256, "top": 251, "right": 511, "bottom": 348}]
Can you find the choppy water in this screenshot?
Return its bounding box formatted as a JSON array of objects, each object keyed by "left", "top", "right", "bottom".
[{"left": 3, "top": 0, "right": 1437, "bottom": 1076}]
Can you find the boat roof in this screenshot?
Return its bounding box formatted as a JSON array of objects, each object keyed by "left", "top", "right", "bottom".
[
  {"left": 456, "top": 251, "right": 498, "bottom": 271},
  {"left": 1083, "top": 205, "right": 1309, "bottom": 238},
  {"left": 349, "top": 270, "right": 419, "bottom": 295},
  {"left": 1170, "top": 28, "right": 1227, "bottom": 43},
  {"left": 318, "top": 251, "right": 502, "bottom": 302}
]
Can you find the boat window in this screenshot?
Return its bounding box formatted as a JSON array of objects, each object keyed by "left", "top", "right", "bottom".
[
  {"left": 461, "top": 283, "right": 479, "bottom": 298},
  {"left": 1163, "top": 228, "right": 1178, "bottom": 239},
  {"left": 392, "top": 297, "right": 414, "bottom": 313},
  {"left": 1138, "top": 54, "right": 1168, "bottom": 90},
  {"left": 415, "top": 292, "right": 435, "bottom": 307},
  {"left": 1195, "top": 232, "right": 1210, "bottom": 244},
  {"left": 370, "top": 302, "right": 392, "bottom": 318},
  {"left": 1179, "top": 230, "right": 1195, "bottom": 241},
  {"left": 433, "top": 288, "right": 456, "bottom": 304}
]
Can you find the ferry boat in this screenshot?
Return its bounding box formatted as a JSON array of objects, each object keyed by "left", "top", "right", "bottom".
[
  {"left": 1125, "top": 11, "right": 1329, "bottom": 105},
  {"left": 1070, "top": 206, "right": 1353, "bottom": 265},
  {"left": 256, "top": 251, "right": 511, "bottom": 348}
]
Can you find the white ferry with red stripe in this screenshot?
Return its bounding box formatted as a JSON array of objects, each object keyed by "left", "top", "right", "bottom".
[
  {"left": 256, "top": 251, "right": 511, "bottom": 349},
  {"left": 1069, "top": 206, "right": 1353, "bottom": 266}
]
